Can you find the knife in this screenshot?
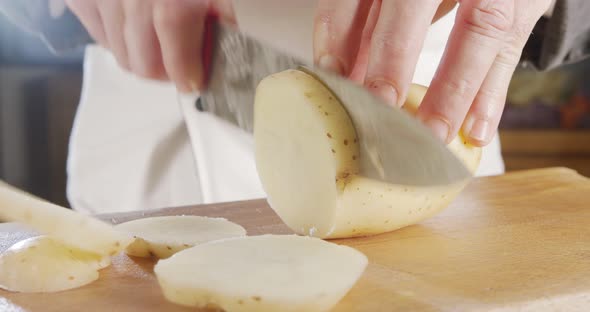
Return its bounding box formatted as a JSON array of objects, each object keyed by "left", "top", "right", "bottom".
[{"left": 178, "top": 18, "right": 472, "bottom": 187}]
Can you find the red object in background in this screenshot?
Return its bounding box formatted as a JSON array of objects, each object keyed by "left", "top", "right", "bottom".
[
  {"left": 560, "top": 92, "right": 590, "bottom": 129},
  {"left": 201, "top": 14, "right": 218, "bottom": 90}
]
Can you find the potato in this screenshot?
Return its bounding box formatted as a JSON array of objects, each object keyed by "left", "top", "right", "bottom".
[
  {"left": 115, "top": 216, "right": 247, "bottom": 259},
  {"left": 0, "top": 236, "right": 107, "bottom": 293},
  {"left": 0, "top": 181, "right": 133, "bottom": 257},
  {"left": 254, "top": 70, "right": 481, "bottom": 238},
  {"left": 154, "top": 235, "right": 367, "bottom": 312}
]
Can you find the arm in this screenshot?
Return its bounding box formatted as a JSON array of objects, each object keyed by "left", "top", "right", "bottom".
[
  {"left": 521, "top": 0, "right": 590, "bottom": 70},
  {"left": 0, "top": 0, "right": 92, "bottom": 53}
]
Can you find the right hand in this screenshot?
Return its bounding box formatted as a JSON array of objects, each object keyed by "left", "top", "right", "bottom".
[
  {"left": 313, "top": 0, "right": 552, "bottom": 148},
  {"left": 65, "top": 0, "right": 235, "bottom": 93}
]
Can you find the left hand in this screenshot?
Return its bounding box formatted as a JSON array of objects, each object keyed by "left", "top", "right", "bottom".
[
  {"left": 65, "top": 0, "right": 235, "bottom": 93},
  {"left": 313, "top": 0, "right": 553, "bottom": 146}
]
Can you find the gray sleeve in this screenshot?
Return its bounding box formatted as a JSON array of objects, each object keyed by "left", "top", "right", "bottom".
[
  {"left": 0, "top": 0, "right": 93, "bottom": 54},
  {"left": 521, "top": 0, "right": 590, "bottom": 71}
]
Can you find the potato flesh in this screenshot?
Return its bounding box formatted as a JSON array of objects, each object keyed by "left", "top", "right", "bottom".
[
  {"left": 115, "top": 216, "right": 247, "bottom": 259},
  {"left": 0, "top": 236, "right": 105, "bottom": 293},
  {"left": 254, "top": 70, "right": 359, "bottom": 237},
  {"left": 0, "top": 181, "right": 132, "bottom": 257},
  {"left": 154, "top": 235, "right": 367, "bottom": 312},
  {"left": 254, "top": 70, "right": 481, "bottom": 239}
]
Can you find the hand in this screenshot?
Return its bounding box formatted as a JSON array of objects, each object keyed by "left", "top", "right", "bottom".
[
  {"left": 65, "top": 0, "right": 235, "bottom": 93},
  {"left": 313, "top": 0, "right": 553, "bottom": 146}
]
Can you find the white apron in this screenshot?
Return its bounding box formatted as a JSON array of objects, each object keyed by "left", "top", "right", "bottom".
[{"left": 66, "top": 4, "right": 504, "bottom": 214}]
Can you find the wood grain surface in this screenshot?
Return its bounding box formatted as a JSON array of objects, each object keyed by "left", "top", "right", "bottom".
[{"left": 1, "top": 167, "right": 590, "bottom": 311}]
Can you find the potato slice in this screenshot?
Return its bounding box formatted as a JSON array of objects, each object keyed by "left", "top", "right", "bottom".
[
  {"left": 115, "top": 216, "right": 247, "bottom": 259},
  {"left": 254, "top": 70, "right": 481, "bottom": 238},
  {"left": 0, "top": 181, "right": 132, "bottom": 257},
  {"left": 0, "top": 236, "right": 107, "bottom": 293},
  {"left": 154, "top": 235, "right": 367, "bottom": 312}
]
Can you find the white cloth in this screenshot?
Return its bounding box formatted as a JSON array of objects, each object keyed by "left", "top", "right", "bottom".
[
  {"left": 66, "top": 48, "right": 203, "bottom": 213},
  {"left": 66, "top": 6, "right": 504, "bottom": 214}
]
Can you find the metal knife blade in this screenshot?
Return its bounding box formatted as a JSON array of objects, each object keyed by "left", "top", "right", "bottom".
[
  {"left": 186, "top": 21, "right": 472, "bottom": 186},
  {"left": 298, "top": 66, "right": 473, "bottom": 186},
  {"left": 193, "top": 20, "right": 308, "bottom": 133}
]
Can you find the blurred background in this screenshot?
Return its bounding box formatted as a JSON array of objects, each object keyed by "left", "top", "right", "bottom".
[
  {"left": 0, "top": 13, "right": 589, "bottom": 209},
  {"left": 500, "top": 60, "right": 590, "bottom": 181},
  {"left": 0, "top": 13, "right": 83, "bottom": 207}
]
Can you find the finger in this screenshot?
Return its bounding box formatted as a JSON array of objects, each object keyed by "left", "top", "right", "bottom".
[
  {"left": 349, "top": 0, "right": 381, "bottom": 83},
  {"left": 417, "top": 0, "right": 514, "bottom": 143},
  {"left": 350, "top": 0, "right": 454, "bottom": 84},
  {"left": 461, "top": 51, "right": 515, "bottom": 146},
  {"left": 123, "top": 0, "right": 166, "bottom": 80},
  {"left": 313, "top": 0, "right": 374, "bottom": 75},
  {"left": 65, "top": 0, "right": 108, "bottom": 46},
  {"left": 98, "top": 0, "right": 130, "bottom": 70},
  {"left": 462, "top": 13, "right": 542, "bottom": 146},
  {"left": 153, "top": 0, "right": 209, "bottom": 93},
  {"left": 364, "top": 0, "right": 442, "bottom": 108}
]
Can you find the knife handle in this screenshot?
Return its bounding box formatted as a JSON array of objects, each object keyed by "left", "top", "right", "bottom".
[{"left": 201, "top": 13, "right": 218, "bottom": 91}]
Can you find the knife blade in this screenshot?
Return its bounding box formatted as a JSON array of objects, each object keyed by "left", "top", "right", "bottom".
[{"left": 180, "top": 20, "right": 472, "bottom": 186}]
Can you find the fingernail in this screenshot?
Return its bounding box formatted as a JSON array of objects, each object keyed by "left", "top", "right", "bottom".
[
  {"left": 189, "top": 79, "right": 200, "bottom": 92},
  {"left": 318, "top": 55, "right": 344, "bottom": 75},
  {"left": 176, "top": 81, "right": 196, "bottom": 94},
  {"left": 424, "top": 117, "right": 451, "bottom": 143},
  {"left": 368, "top": 80, "right": 399, "bottom": 107},
  {"left": 176, "top": 84, "right": 191, "bottom": 94},
  {"left": 177, "top": 79, "right": 200, "bottom": 94},
  {"left": 468, "top": 118, "right": 490, "bottom": 143}
]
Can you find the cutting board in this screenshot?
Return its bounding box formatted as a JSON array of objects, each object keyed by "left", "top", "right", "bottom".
[{"left": 1, "top": 167, "right": 590, "bottom": 311}]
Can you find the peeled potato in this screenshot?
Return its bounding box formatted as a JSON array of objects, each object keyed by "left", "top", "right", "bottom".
[
  {"left": 154, "top": 235, "right": 367, "bottom": 312},
  {"left": 0, "top": 181, "right": 132, "bottom": 257},
  {"left": 254, "top": 70, "right": 481, "bottom": 238},
  {"left": 0, "top": 236, "right": 107, "bottom": 293},
  {"left": 115, "top": 216, "right": 247, "bottom": 259}
]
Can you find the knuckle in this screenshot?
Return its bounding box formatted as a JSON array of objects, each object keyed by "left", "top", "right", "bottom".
[
  {"left": 371, "top": 29, "right": 413, "bottom": 56},
  {"left": 444, "top": 77, "right": 478, "bottom": 98},
  {"left": 496, "top": 46, "right": 522, "bottom": 68},
  {"left": 510, "top": 21, "right": 535, "bottom": 44},
  {"left": 477, "top": 86, "right": 506, "bottom": 105},
  {"left": 462, "top": 0, "right": 514, "bottom": 40}
]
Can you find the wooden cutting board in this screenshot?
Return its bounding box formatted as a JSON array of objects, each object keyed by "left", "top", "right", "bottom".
[{"left": 1, "top": 167, "right": 590, "bottom": 311}]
